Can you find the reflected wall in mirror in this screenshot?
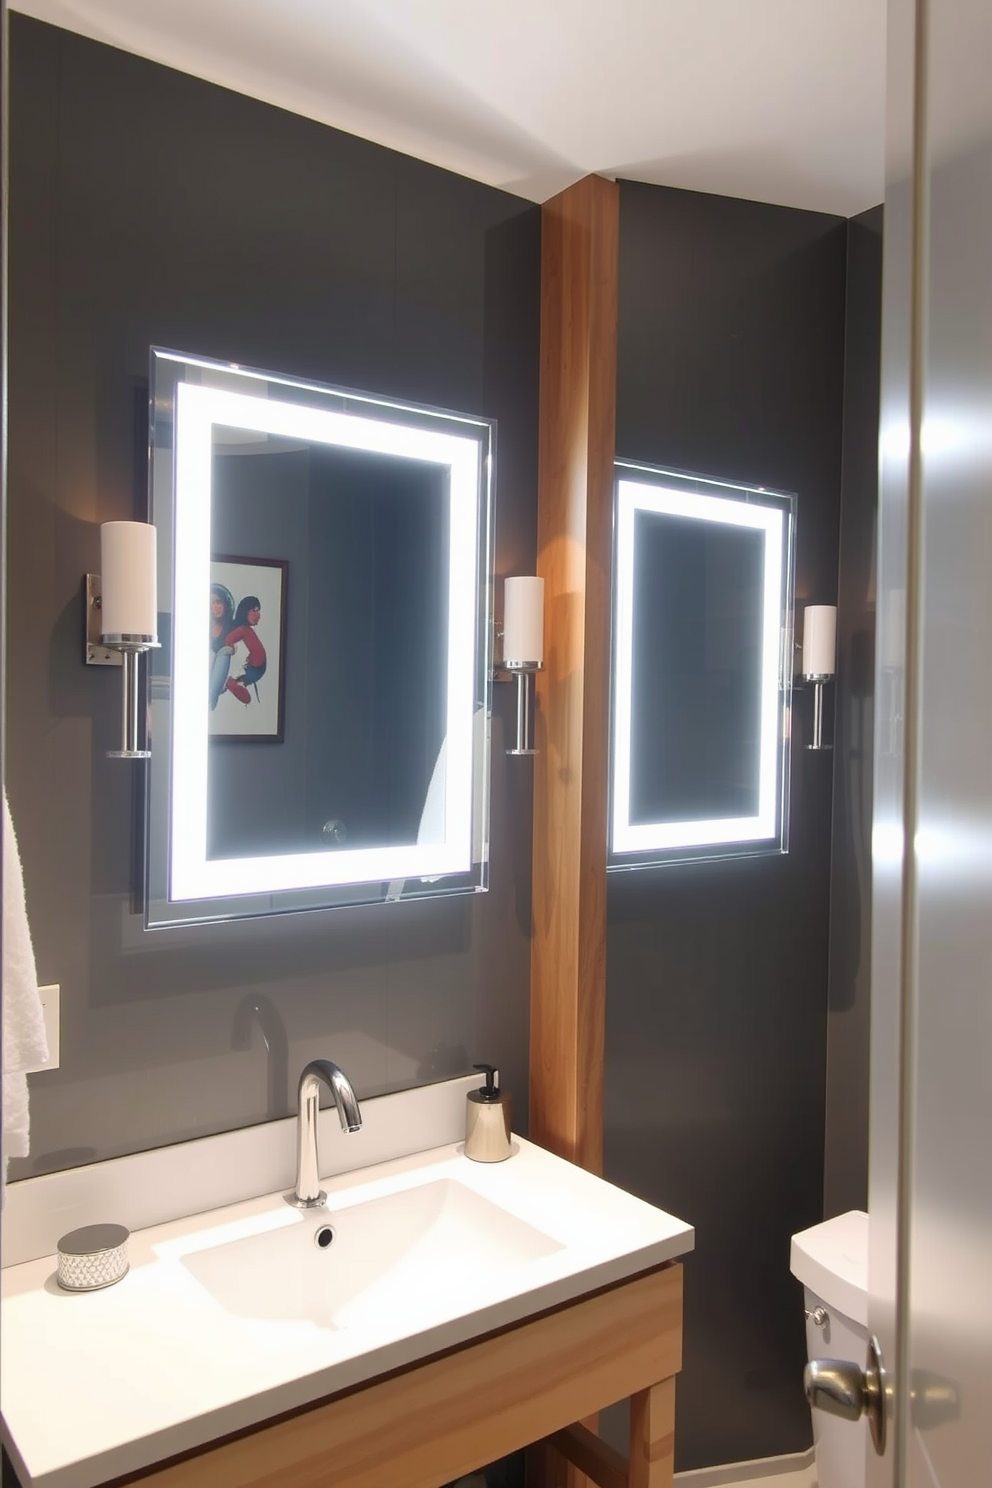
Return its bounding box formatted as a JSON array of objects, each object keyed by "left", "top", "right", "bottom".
[
  {"left": 148, "top": 351, "right": 494, "bottom": 926},
  {"left": 610, "top": 463, "right": 795, "bottom": 869}
]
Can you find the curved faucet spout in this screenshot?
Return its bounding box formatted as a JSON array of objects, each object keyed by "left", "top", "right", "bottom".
[
  {"left": 302, "top": 1059, "right": 363, "bottom": 1134},
  {"left": 288, "top": 1059, "right": 363, "bottom": 1208}
]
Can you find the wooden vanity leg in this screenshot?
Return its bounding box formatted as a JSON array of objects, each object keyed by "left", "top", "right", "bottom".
[
  {"left": 562, "top": 1412, "right": 598, "bottom": 1488},
  {"left": 628, "top": 1379, "right": 675, "bottom": 1488},
  {"left": 528, "top": 1429, "right": 597, "bottom": 1488},
  {"left": 527, "top": 1440, "right": 569, "bottom": 1487}
]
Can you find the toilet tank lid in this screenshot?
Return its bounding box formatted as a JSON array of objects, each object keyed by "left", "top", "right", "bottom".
[{"left": 790, "top": 1209, "right": 868, "bottom": 1327}]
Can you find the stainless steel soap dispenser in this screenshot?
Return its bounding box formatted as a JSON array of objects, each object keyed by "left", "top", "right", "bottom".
[{"left": 464, "top": 1063, "right": 512, "bottom": 1162}]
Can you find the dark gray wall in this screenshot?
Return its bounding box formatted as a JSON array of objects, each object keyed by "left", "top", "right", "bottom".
[
  {"left": 823, "top": 206, "right": 883, "bottom": 1218},
  {"left": 6, "top": 14, "right": 539, "bottom": 1175},
  {"left": 604, "top": 181, "right": 847, "bottom": 1470}
]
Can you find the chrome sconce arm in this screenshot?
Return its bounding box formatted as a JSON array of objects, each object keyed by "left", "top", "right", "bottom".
[
  {"left": 505, "top": 663, "right": 544, "bottom": 755},
  {"left": 496, "top": 659, "right": 543, "bottom": 756},
  {"left": 804, "top": 672, "right": 832, "bottom": 752}
]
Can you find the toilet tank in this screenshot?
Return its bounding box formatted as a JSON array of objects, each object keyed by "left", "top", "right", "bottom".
[{"left": 790, "top": 1210, "right": 869, "bottom": 1488}]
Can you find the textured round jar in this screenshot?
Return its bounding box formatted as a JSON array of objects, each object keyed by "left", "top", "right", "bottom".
[{"left": 56, "top": 1224, "right": 130, "bottom": 1292}]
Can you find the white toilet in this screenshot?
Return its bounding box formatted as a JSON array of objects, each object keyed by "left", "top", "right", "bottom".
[{"left": 790, "top": 1209, "right": 869, "bottom": 1488}]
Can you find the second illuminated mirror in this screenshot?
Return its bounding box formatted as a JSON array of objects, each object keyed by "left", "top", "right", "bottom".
[{"left": 610, "top": 463, "right": 795, "bottom": 869}]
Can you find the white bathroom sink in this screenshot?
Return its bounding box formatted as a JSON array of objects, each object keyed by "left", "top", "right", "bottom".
[
  {"left": 2, "top": 1133, "right": 693, "bottom": 1488},
  {"left": 181, "top": 1177, "right": 563, "bottom": 1329}
]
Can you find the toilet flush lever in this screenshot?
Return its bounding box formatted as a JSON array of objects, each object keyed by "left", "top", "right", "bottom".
[
  {"left": 804, "top": 1305, "right": 828, "bottom": 1326},
  {"left": 804, "top": 1334, "right": 887, "bottom": 1457}
]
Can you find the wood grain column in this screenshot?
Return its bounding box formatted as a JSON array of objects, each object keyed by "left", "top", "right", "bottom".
[{"left": 529, "top": 175, "right": 618, "bottom": 1175}]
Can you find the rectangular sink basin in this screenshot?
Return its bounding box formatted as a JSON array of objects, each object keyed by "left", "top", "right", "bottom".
[{"left": 182, "top": 1178, "right": 564, "bottom": 1330}]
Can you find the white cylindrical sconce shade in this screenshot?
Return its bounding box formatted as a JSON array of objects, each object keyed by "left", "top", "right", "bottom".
[
  {"left": 502, "top": 576, "right": 544, "bottom": 667},
  {"left": 803, "top": 604, "right": 836, "bottom": 678},
  {"left": 100, "top": 522, "right": 158, "bottom": 641}
]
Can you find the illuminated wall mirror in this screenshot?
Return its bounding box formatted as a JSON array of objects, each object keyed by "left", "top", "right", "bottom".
[
  {"left": 610, "top": 462, "right": 795, "bottom": 869},
  {"left": 146, "top": 350, "right": 494, "bottom": 927}
]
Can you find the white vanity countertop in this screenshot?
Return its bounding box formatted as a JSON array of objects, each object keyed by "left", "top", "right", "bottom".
[{"left": 1, "top": 1136, "right": 693, "bottom": 1488}]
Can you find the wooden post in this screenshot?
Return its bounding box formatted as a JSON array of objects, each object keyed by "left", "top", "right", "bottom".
[{"left": 529, "top": 173, "right": 619, "bottom": 1177}]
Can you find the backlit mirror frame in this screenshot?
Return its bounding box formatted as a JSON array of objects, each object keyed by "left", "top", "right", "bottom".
[
  {"left": 609, "top": 461, "right": 795, "bottom": 870},
  {"left": 146, "top": 349, "right": 495, "bottom": 927}
]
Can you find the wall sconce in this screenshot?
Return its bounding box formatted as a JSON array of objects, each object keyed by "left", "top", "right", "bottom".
[
  {"left": 85, "top": 521, "right": 159, "bottom": 759},
  {"left": 802, "top": 604, "right": 837, "bottom": 751},
  {"left": 496, "top": 576, "right": 544, "bottom": 756}
]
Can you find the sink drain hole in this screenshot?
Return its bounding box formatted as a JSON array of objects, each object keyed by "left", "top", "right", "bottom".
[{"left": 314, "top": 1224, "right": 336, "bottom": 1250}]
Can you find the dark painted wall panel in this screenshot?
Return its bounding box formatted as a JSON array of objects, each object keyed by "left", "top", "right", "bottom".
[
  {"left": 823, "top": 205, "right": 883, "bottom": 1218},
  {"left": 605, "top": 180, "right": 847, "bottom": 1469},
  {"left": 5, "top": 14, "right": 539, "bottom": 1175}
]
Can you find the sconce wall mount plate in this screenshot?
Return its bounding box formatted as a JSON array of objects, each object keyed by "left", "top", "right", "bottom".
[{"left": 83, "top": 575, "right": 123, "bottom": 667}]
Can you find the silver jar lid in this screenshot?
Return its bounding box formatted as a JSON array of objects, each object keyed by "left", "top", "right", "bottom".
[{"left": 57, "top": 1223, "right": 130, "bottom": 1292}]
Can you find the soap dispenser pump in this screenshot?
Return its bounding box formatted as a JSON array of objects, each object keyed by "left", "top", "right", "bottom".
[{"left": 464, "top": 1063, "right": 512, "bottom": 1163}]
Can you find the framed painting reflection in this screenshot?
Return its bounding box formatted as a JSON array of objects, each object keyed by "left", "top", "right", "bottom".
[{"left": 209, "top": 555, "right": 287, "bottom": 742}]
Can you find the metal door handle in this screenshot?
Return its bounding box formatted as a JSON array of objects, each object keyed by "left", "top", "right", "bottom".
[{"left": 804, "top": 1334, "right": 887, "bottom": 1456}]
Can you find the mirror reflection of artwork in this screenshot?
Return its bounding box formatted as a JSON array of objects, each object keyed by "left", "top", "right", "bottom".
[{"left": 209, "top": 557, "right": 287, "bottom": 741}]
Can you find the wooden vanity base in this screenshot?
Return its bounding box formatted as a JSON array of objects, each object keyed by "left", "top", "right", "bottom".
[
  {"left": 546, "top": 1378, "right": 674, "bottom": 1488},
  {"left": 114, "top": 1262, "right": 682, "bottom": 1488}
]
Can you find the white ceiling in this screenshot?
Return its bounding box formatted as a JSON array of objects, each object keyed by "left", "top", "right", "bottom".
[{"left": 13, "top": 0, "right": 886, "bottom": 216}]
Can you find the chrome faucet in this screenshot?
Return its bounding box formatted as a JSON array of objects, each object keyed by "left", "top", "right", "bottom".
[{"left": 287, "top": 1059, "right": 363, "bottom": 1208}]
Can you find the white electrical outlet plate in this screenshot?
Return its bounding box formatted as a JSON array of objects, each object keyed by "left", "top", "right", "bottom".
[{"left": 27, "top": 984, "right": 60, "bottom": 1073}]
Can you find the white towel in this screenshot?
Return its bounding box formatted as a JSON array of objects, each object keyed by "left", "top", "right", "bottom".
[{"left": 2, "top": 791, "right": 48, "bottom": 1198}]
